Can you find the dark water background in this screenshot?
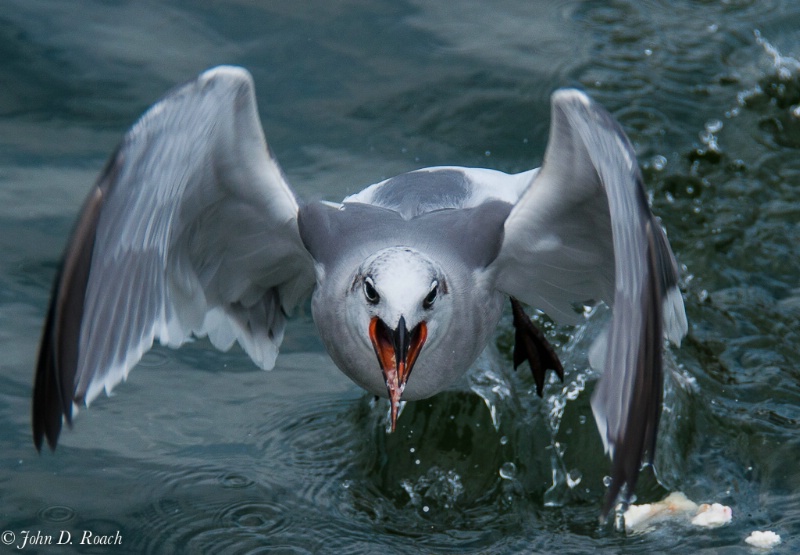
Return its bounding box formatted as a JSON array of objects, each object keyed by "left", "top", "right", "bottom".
[{"left": 1, "top": 1, "right": 799, "bottom": 553}]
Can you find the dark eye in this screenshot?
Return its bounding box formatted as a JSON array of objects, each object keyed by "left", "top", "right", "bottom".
[
  {"left": 423, "top": 281, "right": 438, "bottom": 309},
  {"left": 363, "top": 277, "right": 380, "bottom": 304}
]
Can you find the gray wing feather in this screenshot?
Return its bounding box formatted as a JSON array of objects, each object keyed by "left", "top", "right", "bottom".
[
  {"left": 492, "top": 89, "right": 687, "bottom": 516},
  {"left": 34, "top": 66, "right": 314, "bottom": 450}
]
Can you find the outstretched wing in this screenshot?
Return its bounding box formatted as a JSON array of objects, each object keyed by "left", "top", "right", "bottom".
[
  {"left": 491, "top": 89, "right": 687, "bottom": 516},
  {"left": 33, "top": 66, "right": 315, "bottom": 451}
]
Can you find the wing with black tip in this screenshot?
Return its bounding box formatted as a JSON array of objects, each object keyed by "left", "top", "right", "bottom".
[
  {"left": 33, "top": 66, "right": 315, "bottom": 451},
  {"left": 491, "top": 89, "right": 687, "bottom": 516}
]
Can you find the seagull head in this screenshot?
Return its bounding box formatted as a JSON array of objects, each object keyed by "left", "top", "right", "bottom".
[{"left": 351, "top": 247, "right": 448, "bottom": 431}]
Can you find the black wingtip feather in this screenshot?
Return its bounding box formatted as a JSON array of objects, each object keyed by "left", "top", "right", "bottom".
[
  {"left": 32, "top": 183, "right": 107, "bottom": 452},
  {"left": 599, "top": 221, "right": 665, "bottom": 520},
  {"left": 32, "top": 295, "right": 63, "bottom": 451}
]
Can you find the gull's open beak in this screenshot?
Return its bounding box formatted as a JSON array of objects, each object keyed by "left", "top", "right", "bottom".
[{"left": 369, "top": 315, "right": 427, "bottom": 432}]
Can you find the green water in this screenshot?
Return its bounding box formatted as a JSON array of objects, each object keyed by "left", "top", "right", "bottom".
[{"left": 1, "top": 1, "right": 798, "bottom": 553}]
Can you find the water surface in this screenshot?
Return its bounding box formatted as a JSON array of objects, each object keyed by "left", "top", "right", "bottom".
[{"left": 1, "top": 1, "right": 799, "bottom": 553}]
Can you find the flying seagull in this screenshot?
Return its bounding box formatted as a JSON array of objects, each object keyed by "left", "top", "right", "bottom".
[{"left": 32, "top": 66, "right": 687, "bottom": 517}]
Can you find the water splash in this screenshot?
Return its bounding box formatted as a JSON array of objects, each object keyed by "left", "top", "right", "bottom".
[
  {"left": 699, "top": 119, "right": 723, "bottom": 153},
  {"left": 754, "top": 30, "right": 800, "bottom": 81},
  {"left": 730, "top": 31, "right": 800, "bottom": 119},
  {"left": 467, "top": 347, "right": 512, "bottom": 431},
  {"left": 400, "top": 466, "right": 465, "bottom": 512},
  {"left": 545, "top": 317, "right": 599, "bottom": 435},
  {"left": 543, "top": 441, "right": 568, "bottom": 507}
]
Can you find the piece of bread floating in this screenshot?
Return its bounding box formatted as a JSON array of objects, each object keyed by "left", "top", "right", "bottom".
[
  {"left": 744, "top": 530, "right": 782, "bottom": 549},
  {"left": 622, "top": 492, "right": 731, "bottom": 533},
  {"left": 690, "top": 503, "right": 733, "bottom": 527},
  {"left": 624, "top": 492, "right": 782, "bottom": 549}
]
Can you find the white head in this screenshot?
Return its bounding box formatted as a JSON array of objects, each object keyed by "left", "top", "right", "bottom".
[{"left": 345, "top": 247, "right": 450, "bottom": 429}]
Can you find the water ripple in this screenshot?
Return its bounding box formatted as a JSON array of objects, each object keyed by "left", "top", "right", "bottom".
[
  {"left": 218, "top": 472, "right": 256, "bottom": 490},
  {"left": 215, "top": 500, "right": 291, "bottom": 535},
  {"left": 38, "top": 504, "right": 76, "bottom": 523}
]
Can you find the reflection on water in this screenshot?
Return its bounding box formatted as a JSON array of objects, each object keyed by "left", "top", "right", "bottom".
[{"left": 2, "top": 0, "right": 800, "bottom": 553}]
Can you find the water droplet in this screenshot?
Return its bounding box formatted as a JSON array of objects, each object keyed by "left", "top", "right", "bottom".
[
  {"left": 484, "top": 150, "right": 491, "bottom": 157},
  {"left": 409, "top": 447, "right": 415, "bottom": 453},
  {"left": 415, "top": 459, "right": 421, "bottom": 465},
  {"left": 651, "top": 154, "right": 667, "bottom": 171},
  {"left": 644, "top": 48, "right": 653, "bottom": 56},
  {"left": 705, "top": 119, "right": 723, "bottom": 133},
  {"left": 500, "top": 435, "right": 508, "bottom": 445},
  {"left": 422, "top": 505, "right": 430, "bottom": 513},
  {"left": 565, "top": 382, "right": 581, "bottom": 401},
  {"left": 567, "top": 469, "right": 583, "bottom": 488},
  {"left": 603, "top": 475, "right": 612, "bottom": 487},
  {"left": 499, "top": 462, "right": 517, "bottom": 480}
]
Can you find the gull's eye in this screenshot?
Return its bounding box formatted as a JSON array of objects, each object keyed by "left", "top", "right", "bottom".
[
  {"left": 363, "top": 276, "right": 380, "bottom": 304},
  {"left": 423, "top": 280, "right": 438, "bottom": 310}
]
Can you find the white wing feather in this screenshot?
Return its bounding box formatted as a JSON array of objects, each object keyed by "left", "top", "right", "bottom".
[
  {"left": 492, "top": 89, "right": 687, "bottom": 514},
  {"left": 36, "top": 66, "right": 315, "bottom": 423}
]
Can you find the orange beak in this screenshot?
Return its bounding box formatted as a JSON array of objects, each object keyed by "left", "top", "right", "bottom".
[{"left": 368, "top": 316, "right": 427, "bottom": 432}]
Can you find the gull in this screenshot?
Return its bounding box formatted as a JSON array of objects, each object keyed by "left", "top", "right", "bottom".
[{"left": 32, "top": 66, "right": 687, "bottom": 517}]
